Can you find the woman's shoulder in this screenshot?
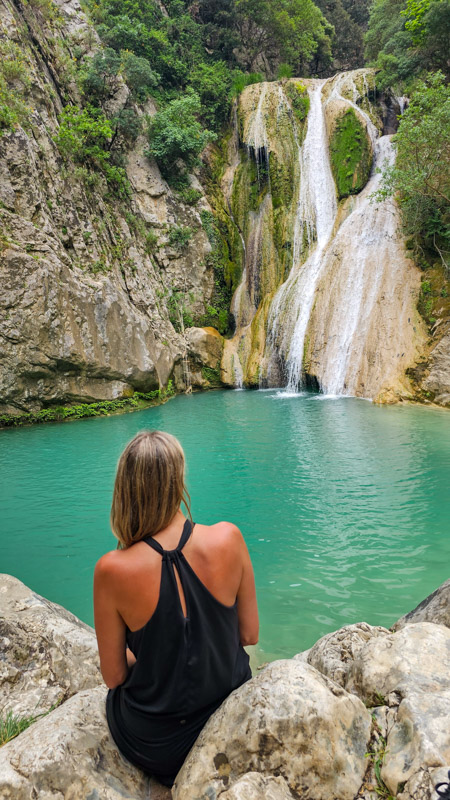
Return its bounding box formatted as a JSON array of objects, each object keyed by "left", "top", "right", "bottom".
[{"left": 193, "top": 521, "right": 245, "bottom": 552}]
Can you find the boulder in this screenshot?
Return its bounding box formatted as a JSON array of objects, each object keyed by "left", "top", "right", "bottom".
[
  {"left": 0, "top": 685, "right": 169, "bottom": 800},
  {"left": 304, "top": 622, "right": 389, "bottom": 688},
  {"left": 187, "top": 327, "right": 224, "bottom": 368},
  {"left": 392, "top": 577, "right": 450, "bottom": 631},
  {"left": 0, "top": 573, "right": 101, "bottom": 716},
  {"left": 347, "top": 622, "right": 450, "bottom": 703},
  {"left": 220, "top": 772, "right": 292, "bottom": 799},
  {"left": 173, "top": 660, "right": 372, "bottom": 800},
  {"left": 186, "top": 326, "right": 225, "bottom": 388},
  {"left": 381, "top": 690, "right": 450, "bottom": 795}
]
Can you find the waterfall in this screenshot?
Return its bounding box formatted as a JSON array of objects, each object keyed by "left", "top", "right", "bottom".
[
  {"left": 268, "top": 81, "right": 337, "bottom": 391},
  {"left": 221, "top": 69, "right": 424, "bottom": 398}
]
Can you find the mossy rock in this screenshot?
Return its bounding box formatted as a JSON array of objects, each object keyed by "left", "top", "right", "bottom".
[
  {"left": 329, "top": 109, "right": 372, "bottom": 200},
  {"left": 269, "top": 152, "right": 294, "bottom": 210},
  {"left": 285, "top": 81, "right": 310, "bottom": 130}
]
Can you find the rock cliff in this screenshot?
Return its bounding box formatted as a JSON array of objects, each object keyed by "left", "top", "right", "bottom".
[
  {"left": 0, "top": 573, "right": 449, "bottom": 799},
  {"left": 0, "top": 0, "right": 214, "bottom": 414}
]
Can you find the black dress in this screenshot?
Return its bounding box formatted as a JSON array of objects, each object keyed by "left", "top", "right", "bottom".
[{"left": 106, "top": 519, "right": 251, "bottom": 786}]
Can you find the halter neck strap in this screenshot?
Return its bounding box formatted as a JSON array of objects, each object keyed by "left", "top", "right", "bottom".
[{"left": 143, "top": 519, "right": 193, "bottom": 556}]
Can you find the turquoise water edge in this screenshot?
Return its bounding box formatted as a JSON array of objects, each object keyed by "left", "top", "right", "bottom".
[{"left": 1, "top": 390, "right": 449, "bottom": 661}]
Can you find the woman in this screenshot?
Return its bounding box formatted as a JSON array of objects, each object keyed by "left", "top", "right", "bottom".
[{"left": 94, "top": 430, "right": 259, "bottom": 787}]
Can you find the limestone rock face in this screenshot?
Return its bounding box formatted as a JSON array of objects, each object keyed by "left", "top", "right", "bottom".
[
  {"left": 186, "top": 326, "right": 225, "bottom": 387},
  {"left": 392, "top": 577, "right": 450, "bottom": 631},
  {"left": 0, "top": 0, "right": 213, "bottom": 412},
  {"left": 173, "top": 659, "right": 372, "bottom": 800},
  {"left": 0, "top": 574, "right": 101, "bottom": 716},
  {"left": 422, "top": 326, "right": 450, "bottom": 406}
]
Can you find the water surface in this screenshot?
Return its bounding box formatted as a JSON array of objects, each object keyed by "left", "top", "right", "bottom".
[{"left": 1, "top": 391, "right": 449, "bottom": 659}]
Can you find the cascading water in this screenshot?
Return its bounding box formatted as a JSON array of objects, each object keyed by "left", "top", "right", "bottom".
[
  {"left": 268, "top": 81, "right": 337, "bottom": 391},
  {"left": 221, "top": 70, "right": 425, "bottom": 398}
]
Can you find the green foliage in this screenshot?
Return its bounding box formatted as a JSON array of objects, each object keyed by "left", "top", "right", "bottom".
[
  {"left": 167, "top": 290, "right": 194, "bottom": 331},
  {"left": 375, "top": 73, "right": 449, "bottom": 266},
  {"left": 121, "top": 50, "right": 160, "bottom": 99},
  {"left": 0, "top": 41, "right": 31, "bottom": 136},
  {"left": 190, "top": 61, "right": 233, "bottom": 130},
  {"left": 177, "top": 186, "right": 203, "bottom": 205},
  {"left": 0, "top": 711, "right": 39, "bottom": 745},
  {"left": 167, "top": 225, "right": 194, "bottom": 249},
  {"left": 198, "top": 209, "right": 233, "bottom": 334},
  {"left": 0, "top": 384, "right": 175, "bottom": 429},
  {"left": 365, "top": 728, "right": 395, "bottom": 800},
  {"left": 365, "top": 0, "right": 449, "bottom": 90},
  {"left": 144, "top": 230, "right": 159, "bottom": 253},
  {"left": 80, "top": 48, "right": 121, "bottom": 102},
  {"left": 201, "top": 365, "right": 223, "bottom": 386},
  {"left": 230, "top": 70, "right": 264, "bottom": 96},
  {"left": 0, "top": 703, "right": 61, "bottom": 745},
  {"left": 55, "top": 105, "right": 130, "bottom": 197},
  {"left": 277, "top": 63, "right": 294, "bottom": 79},
  {"left": 330, "top": 108, "right": 372, "bottom": 199},
  {"left": 313, "top": 0, "right": 364, "bottom": 72},
  {"left": 285, "top": 81, "right": 310, "bottom": 123},
  {"left": 111, "top": 108, "right": 142, "bottom": 144},
  {"left": 235, "top": 0, "right": 333, "bottom": 74},
  {"left": 146, "top": 91, "right": 216, "bottom": 176}
]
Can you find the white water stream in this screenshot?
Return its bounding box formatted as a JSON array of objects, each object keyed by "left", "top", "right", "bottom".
[{"left": 268, "top": 81, "right": 337, "bottom": 390}]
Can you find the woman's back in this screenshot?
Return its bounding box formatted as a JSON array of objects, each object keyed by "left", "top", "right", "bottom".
[
  {"left": 94, "top": 430, "right": 258, "bottom": 786},
  {"left": 103, "top": 516, "right": 253, "bottom": 784}
]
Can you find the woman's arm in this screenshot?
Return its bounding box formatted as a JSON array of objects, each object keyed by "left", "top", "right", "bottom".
[
  {"left": 93, "top": 552, "right": 129, "bottom": 689},
  {"left": 235, "top": 529, "right": 259, "bottom": 646}
]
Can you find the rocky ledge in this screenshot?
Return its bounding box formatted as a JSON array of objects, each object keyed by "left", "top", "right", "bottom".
[{"left": 0, "top": 573, "right": 449, "bottom": 799}]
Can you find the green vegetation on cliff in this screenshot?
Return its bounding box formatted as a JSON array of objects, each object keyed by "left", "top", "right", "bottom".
[
  {"left": 375, "top": 73, "right": 449, "bottom": 273},
  {"left": 330, "top": 108, "right": 372, "bottom": 199}
]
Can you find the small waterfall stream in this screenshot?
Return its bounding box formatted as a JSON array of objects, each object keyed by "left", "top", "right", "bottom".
[{"left": 268, "top": 81, "right": 337, "bottom": 391}]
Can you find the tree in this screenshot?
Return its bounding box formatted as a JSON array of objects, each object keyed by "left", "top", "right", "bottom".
[
  {"left": 146, "top": 90, "right": 216, "bottom": 176},
  {"left": 377, "top": 73, "right": 450, "bottom": 265},
  {"left": 80, "top": 48, "right": 121, "bottom": 103},
  {"left": 121, "top": 51, "right": 160, "bottom": 99},
  {"left": 235, "top": 0, "right": 333, "bottom": 74},
  {"left": 190, "top": 61, "right": 233, "bottom": 130}
]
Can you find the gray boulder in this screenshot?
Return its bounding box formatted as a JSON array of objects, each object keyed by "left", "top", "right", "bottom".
[
  {"left": 0, "top": 685, "right": 170, "bottom": 800},
  {"left": 173, "top": 659, "right": 372, "bottom": 800},
  {"left": 392, "top": 578, "right": 450, "bottom": 631},
  {"left": 0, "top": 573, "right": 101, "bottom": 716}
]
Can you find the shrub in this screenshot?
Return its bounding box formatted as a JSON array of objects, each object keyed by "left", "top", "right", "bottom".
[
  {"left": 55, "top": 104, "right": 130, "bottom": 196},
  {"left": 277, "top": 63, "right": 294, "bottom": 79},
  {"left": 285, "top": 81, "right": 310, "bottom": 122},
  {"left": 146, "top": 90, "right": 216, "bottom": 176},
  {"left": 80, "top": 48, "right": 121, "bottom": 103},
  {"left": 121, "top": 50, "right": 160, "bottom": 99},
  {"left": 189, "top": 61, "right": 233, "bottom": 130},
  {"left": 167, "top": 225, "right": 194, "bottom": 249}
]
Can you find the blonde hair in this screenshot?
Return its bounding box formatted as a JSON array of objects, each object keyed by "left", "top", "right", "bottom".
[{"left": 111, "top": 430, "right": 192, "bottom": 548}]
